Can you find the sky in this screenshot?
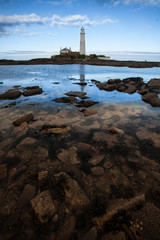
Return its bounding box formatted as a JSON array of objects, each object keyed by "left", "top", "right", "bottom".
[{"left": 0, "top": 0, "right": 160, "bottom": 59}]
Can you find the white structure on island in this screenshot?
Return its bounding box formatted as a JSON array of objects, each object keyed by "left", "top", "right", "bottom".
[{"left": 80, "top": 26, "right": 86, "bottom": 55}]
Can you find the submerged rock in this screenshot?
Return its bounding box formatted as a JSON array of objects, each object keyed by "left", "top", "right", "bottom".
[
  {"left": 54, "top": 172, "right": 90, "bottom": 209},
  {"left": 56, "top": 216, "right": 76, "bottom": 240},
  {"left": 57, "top": 146, "right": 80, "bottom": 165},
  {"left": 91, "top": 166, "right": 105, "bottom": 176},
  {"left": 31, "top": 190, "right": 56, "bottom": 223},
  {"left": 81, "top": 227, "right": 97, "bottom": 240},
  {"left": 108, "top": 126, "right": 124, "bottom": 134},
  {"left": 20, "top": 184, "right": 36, "bottom": 206},
  {"left": 0, "top": 90, "right": 21, "bottom": 99},
  {"left": 83, "top": 109, "right": 97, "bottom": 116},
  {"left": 12, "top": 113, "right": 34, "bottom": 126},
  {"left": 40, "top": 126, "right": 71, "bottom": 134},
  {"left": 76, "top": 100, "right": 99, "bottom": 108},
  {"left": 88, "top": 155, "right": 105, "bottom": 166},
  {"left": 0, "top": 164, "right": 7, "bottom": 180},
  {"left": 65, "top": 91, "right": 87, "bottom": 98}
]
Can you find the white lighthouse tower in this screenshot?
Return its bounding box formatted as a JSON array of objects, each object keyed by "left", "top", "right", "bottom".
[{"left": 80, "top": 26, "right": 86, "bottom": 55}]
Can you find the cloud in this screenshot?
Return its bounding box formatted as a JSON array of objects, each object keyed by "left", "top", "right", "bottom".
[
  {"left": 95, "top": 0, "right": 160, "bottom": 5},
  {"left": 0, "top": 13, "right": 115, "bottom": 36},
  {"left": 46, "top": 0, "right": 77, "bottom": 5}
]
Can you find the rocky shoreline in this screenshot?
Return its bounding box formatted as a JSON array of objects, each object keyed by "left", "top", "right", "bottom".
[
  {"left": 0, "top": 58, "right": 160, "bottom": 68},
  {"left": 0, "top": 74, "right": 160, "bottom": 239}
]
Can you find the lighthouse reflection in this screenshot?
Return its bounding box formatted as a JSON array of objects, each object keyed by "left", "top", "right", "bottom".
[{"left": 80, "top": 65, "right": 85, "bottom": 92}]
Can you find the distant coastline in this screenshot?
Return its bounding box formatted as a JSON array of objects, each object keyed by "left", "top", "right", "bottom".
[{"left": 0, "top": 58, "right": 160, "bottom": 68}]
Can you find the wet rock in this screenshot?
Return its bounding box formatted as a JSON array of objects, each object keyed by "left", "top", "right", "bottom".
[
  {"left": 38, "top": 170, "right": 48, "bottom": 181},
  {"left": 65, "top": 91, "right": 87, "bottom": 98},
  {"left": 76, "top": 100, "right": 99, "bottom": 108},
  {"left": 138, "top": 89, "right": 149, "bottom": 95},
  {"left": 122, "top": 77, "right": 143, "bottom": 84},
  {"left": 26, "top": 86, "right": 40, "bottom": 90},
  {"left": 108, "top": 126, "right": 124, "bottom": 134},
  {"left": 77, "top": 142, "right": 95, "bottom": 154},
  {"left": 56, "top": 216, "right": 76, "bottom": 240},
  {"left": 23, "top": 87, "right": 42, "bottom": 96},
  {"left": 124, "top": 84, "right": 137, "bottom": 94},
  {"left": 19, "top": 122, "right": 28, "bottom": 130},
  {"left": 88, "top": 155, "right": 105, "bottom": 166},
  {"left": 31, "top": 190, "right": 56, "bottom": 223},
  {"left": 148, "top": 78, "right": 160, "bottom": 87},
  {"left": 101, "top": 231, "right": 126, "bottom": 240},
  {"left": 91, "top": 166, "right": 104, "bottom": 176},
  {"left": 20, "top": 184, "right": 36, "bottom": 206},
  {"left": 84, "top": 109, "right": 97, "bottom": 116},
  {"left": 40, "top": 126, "right": 71, "bottom": 134},
  {"left": 97, "top": 82, "right": 106, "bottom": 90},
  {"left": 0, "top": 164, "right": 7, "bottom": 180},
  {"left": 54, "top": 172, "right": 90, "bottom": 209},
  {"left": 91, "top": 79, "right": 100, "bottom": 84},
  {"left": 12, "top": 113, "right": 34, "bottom": 126},
  {"left": 74, "top": 82, "right": 87, "bottom": 86},
  {"left": 57, "top": 146, "right": 80, "bottom": 165},
  {"left": 107, "top": 78, "right": 121, "bottom": 84},
  {"left": 93, "top": 131, "right": 117, "bottom": 148},
  {"left": 54, "top": 96, "right": 78, "bottom": 103},
  {"left": 9, "top": 166, "right": 27, "bottom": 180},
  {"left": 150, "top": 98, "right": 160, "bottom": 107},
  {"left": 142, "top": 93, "right": 158, "bottom": 103},
  {"left": 0, "top": 90, "right": 21, "bottom": 99},
  {"left": 103, "top": 84, "right": 116, "bottom": 91},
  {"left": 17, "top": 137, "right": 37, "bottom": 150}
]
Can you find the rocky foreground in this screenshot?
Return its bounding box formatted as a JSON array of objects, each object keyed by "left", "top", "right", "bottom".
[
  {"left": 0, "top": 78, "right": 160, "bottom": 240},
  {"left": 0, "top": 58, "right": 160, "bottom": 68}
]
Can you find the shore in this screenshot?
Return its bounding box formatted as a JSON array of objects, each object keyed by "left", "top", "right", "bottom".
[{"left": 1, "top": 58, "right": 160, "bottom": 68}]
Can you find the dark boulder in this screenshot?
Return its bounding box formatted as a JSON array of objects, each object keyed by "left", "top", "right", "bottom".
[
  {"left": 23, "top": 87, "right": 42, "bottom": 96},
  {"left": 0, "top": 90, "right": 21, "bottom": 99},
  {"left": 142, "top": 93, "right": 158, "bottom": 103},
  {"left": 12, "top": 113, "right": 34, "bottom": 126}
]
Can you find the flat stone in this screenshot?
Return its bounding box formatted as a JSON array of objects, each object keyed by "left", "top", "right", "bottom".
[
  {"left": 40, "top": 126, "right": 71, "bottom": 134},
  {"left": 23, "top": 88, "right": 42, "bottom": 96},
  {"left": 65, "top": 91, "right": 87, "bottom": 98},
  {"left": 31, "top": 190, "right": 56, "bottom": 223},
  {"left": 54, "top": 172, "right": 90, "bottom": 209},
  {"left": 91, "top": 166, "right": 105, "bottom": 176},
  {"left": 57, "top": 146, "right": 80, "bottom": 165},
  {"left": 108, "top": 126, "right": 124, "bottom": 134},
  {"left": 0, "top": 90, "right": 21, "bottom": 99},
  {"left": 56, "top": 216, "right": 76, "bottom": 240},
  {"left": 84, "top": 109, "right": 97, "bottom": 116},
  {"left": 81, "top": 227, "right": 97, "bottom": 240},
  {"left": 0, "top": 164, "right": 7, "bottom": 180},
  {"left": 20, "top": 184, "right": 36, "bottom": 206},
  {"left": 89, "top": 155, "right": 105, "bottom": 166},
  {"left": 12, "top": 113, "right": 34, "bottom": 126},
  {"left": 17, "top": 137, "right": 37, "bottom": 150}
]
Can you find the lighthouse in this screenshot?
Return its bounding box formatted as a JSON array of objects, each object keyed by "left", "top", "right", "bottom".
[{"left": 80, "top": 26, "right": 86, "bottom": 55}]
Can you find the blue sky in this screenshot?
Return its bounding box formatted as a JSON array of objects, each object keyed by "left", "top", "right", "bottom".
[{"left": 0, "top": 0, "right": 160, "bottom": 59}]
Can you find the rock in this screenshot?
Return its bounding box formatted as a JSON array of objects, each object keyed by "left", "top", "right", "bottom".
[
  {"left": 122, "top": 77, "right": 143, "bottom": 84},
  {"left": 91, "top": 166, "right": 104, "bottom": 176},
  {"left": 65, "top": 91, "right": 87, "bottom": 98},
  {"left": 84, "top": 109, "right": 97, "bottom": 116},
  {"left": 81, "top": 227, "right": 97, "bottom": 240},
  {"left": 142, "top": 93, "right": 158, "bottom": 103},
  {"left": 38, "top": 171, "right": 48, "bottom": 181},
  {"left": 77, "top": 142, "right": 94, "bottom": 153},
  {"left": 91, "top": 79, "right": 100, "bottom": 84},
  {"left": 150, "top": 98, "right": 160, "bottom": 107},
  {"left": 17, "top": 137, "right": 37, "bottom": 150},
  {"left": 26, "top": 86, "right": 40, "bottom": 90},
  {"left": 76, "top": 100, "right": 99, "bottom": 108},
  {"left": 31, "top": 190, "right": 56, "bottom": 223},
  {"left": 0, "top": 164, "right": 7, "bottom": 180},
  {"left": 20, "top": 184, "right": 36, "bottom": 206},
  {"left": 101, "top": 231, "right": 126, "bottom": 240},
  {"left": 74, "top": 82, "right": 87, "bottom": 86},
  {"left": 8, "top": 101, "right": 16, "bottom": 106},
  {"left": 12, "top": 113, "right": 34, "bottom": 126},
  {"left": 9, "top": 166, "right": 27, "bottom": 180},
  {"left": 54, "top": 172, "right": 90, "bottom": 209},
  {"left": 97, "top": 82, "right": 106, "bottom": 90},
  {"left": 93, "top": 131, "right": 118, "bottom": 148},
  {"left": 56, "top": 216, "right": 76, "bottom": 240},
  {"left": 107, "top": 79, "right": 121, "bottom": 84},
  {"left": 108, "top": 126, "right": 124, "bottom": 134},
  {"left": 23, "top": 87, "right": 42, "bottom": 96},
  {"left": 88, "top": 155, "right": 105, "bottom": 166},
  {"left": 138, "top": 89, "right": 149, "bottom": 95},
  {"left": 19, "top": 122, "right": 28, "bottom": 130},
  {"left": 53, "top": 96, "right": 78, "bottom": 103},
  {"left": 103, "top": 84, "right": 116, "bottom": 91},
  {"left": 0, "top": 90, "right": 21, "bottom": 99},
  {"left": 57, "top": 146, "right": 80, "bottom": 165},
  {"left": 40, "top": 126, "right": 71, "bottom": 134},
  {"left": 124, "top": 84, "right": 137, "bottom": 94},
  {"left": 148, "top": 78, "right": 160, "bottom": 87},
  {"left": 0, "top": 82, "right": 3, "bottom": 84}
]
